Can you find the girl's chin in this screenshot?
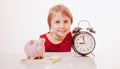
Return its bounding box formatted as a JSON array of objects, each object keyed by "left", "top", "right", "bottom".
[
  {"left": 58, "top": 34, "right": 66, "bottom": 37},
  {"left": 57, "top": 32, "right": 67, "bottom": 37}
]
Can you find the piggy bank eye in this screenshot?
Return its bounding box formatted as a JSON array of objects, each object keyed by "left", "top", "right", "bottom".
[
  {"left": 36, "top": 43, "right": 40, "bottom": 46},
  {"left": 29, "top": 40, "right": 34, "bottom": 45}
]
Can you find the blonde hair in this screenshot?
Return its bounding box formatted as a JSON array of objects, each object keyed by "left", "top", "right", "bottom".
[{"left": 47, "top": 4, "right": 73, "bottom": 30}]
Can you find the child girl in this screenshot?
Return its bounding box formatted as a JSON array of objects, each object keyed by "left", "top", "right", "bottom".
[{"left": 40, "top": 4, "right": 73, "bottom": 52}]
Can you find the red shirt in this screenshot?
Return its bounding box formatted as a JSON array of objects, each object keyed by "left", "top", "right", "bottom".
[{"left": 40, "top": 32, "right": 72, "bottom": 52}]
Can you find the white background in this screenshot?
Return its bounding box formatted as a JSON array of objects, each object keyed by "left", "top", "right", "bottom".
[{"left": 0, "top": 0, "right": 120, "bottom": 55}]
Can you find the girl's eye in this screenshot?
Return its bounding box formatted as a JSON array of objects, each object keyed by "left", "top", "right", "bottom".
[
  {"left": 64, "top": 20, "right": 68, "bottom": 23},
  {"left": 55, "top": 20, "right": 60, "bottom": 24}
]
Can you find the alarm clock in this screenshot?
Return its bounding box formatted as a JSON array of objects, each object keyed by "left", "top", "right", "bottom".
[{"left": 72, "top": 20, "right": 96, "bottom": 56}]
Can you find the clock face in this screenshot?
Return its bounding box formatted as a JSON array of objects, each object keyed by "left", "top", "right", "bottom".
[{"left": 73, "top": 31, "right": 95, "bottom": 55}]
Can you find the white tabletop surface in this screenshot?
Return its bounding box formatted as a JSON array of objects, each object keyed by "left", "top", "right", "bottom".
[{"left": 0, "top": 52, "right": 120, "bottom": 69}]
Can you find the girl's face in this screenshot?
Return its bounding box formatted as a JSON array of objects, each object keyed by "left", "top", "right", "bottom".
[{"left": 50, "top": 12, "right": 71, "bottom": 38}]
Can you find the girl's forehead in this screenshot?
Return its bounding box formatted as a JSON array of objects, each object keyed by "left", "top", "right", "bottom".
[{"left": 52, "top": 12, "right": 68, "bottom": 18}]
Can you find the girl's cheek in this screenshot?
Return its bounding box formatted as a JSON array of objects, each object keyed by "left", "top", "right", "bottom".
[{"left": 66, "top": 24, "right": 71, "bottom": 28}]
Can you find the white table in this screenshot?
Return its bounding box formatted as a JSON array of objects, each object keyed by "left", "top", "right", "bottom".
[
  {"left": 0, "top": 52, "right": 96, "bottom": 69},
  {"left": 0, "top": 52, "right": 120, "bottom": 69}
]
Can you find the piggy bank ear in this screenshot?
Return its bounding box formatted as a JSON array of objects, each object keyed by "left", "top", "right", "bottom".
[{"left": 40, "top": 38, "right": 45, "bottom": 45}]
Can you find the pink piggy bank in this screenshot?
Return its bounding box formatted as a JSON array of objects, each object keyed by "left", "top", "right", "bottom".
[{"left": 24, "top": 38, "right": 45, "bottom": 59}]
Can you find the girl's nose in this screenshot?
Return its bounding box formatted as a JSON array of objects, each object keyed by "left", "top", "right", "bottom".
[{"left": 59, "top": 23, "right": 65, "bottom": 28}]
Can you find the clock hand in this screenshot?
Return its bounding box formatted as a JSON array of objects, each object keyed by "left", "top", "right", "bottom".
[
  {"left": 80, "top": 35, "right": 85, "bottom": 44},
  {"left": 83, "top": 35, "right": 85, "bottom": 44}
]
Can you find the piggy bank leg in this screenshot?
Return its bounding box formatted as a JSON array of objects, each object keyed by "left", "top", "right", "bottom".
[
  {"left": 28, "top": 56, "right": 30, "bottom": 59},
  {"left": 34, "top": 56, "right": 43, "bottom": 59}
]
